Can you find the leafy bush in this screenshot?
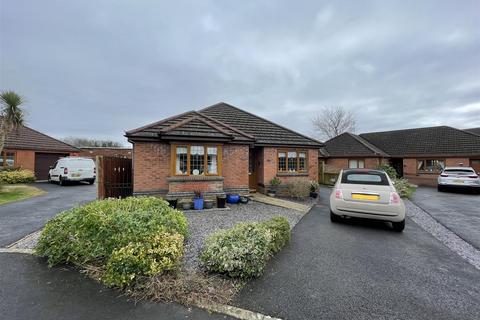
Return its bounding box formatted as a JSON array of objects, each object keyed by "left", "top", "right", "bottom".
[
  {"left": 376, "top": 164, "right": 397, "bottom": 179},
  {"left": 200, "top": 217, "right": 291, "bottom": 278},
  {"left": 269, "top": 177, "right": 281, "bottom": 187},
  {"left": 310, "top": 180, "right": 320, "bottom": 192},
  {"left": 104, "top": 233, "right": 184, "bottom": 287},
  {"left": 0, "top": 169, "right": 35, "bottom": 184},
  {"left": 260, "top": 217, "right": 290, "bottom": 253},
  {"left": 287, "top": 178, "right": 310, "bottom": 198},
  {"left": 36, "top": 196, "right": 188, "bottom": 287},
  {"left": 393, "top": 177, "right": 416, "bottom": 199}
]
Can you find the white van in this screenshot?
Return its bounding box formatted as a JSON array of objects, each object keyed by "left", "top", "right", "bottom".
[{"left": 48, "top": 157, "right": 96, "bottom": 185}]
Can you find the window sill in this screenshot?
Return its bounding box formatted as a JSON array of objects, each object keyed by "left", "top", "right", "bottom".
[
  {"left": 167, "top": 175, "right": 224, "bottom": 182},
  {"left": 276, "top": 172, "right": 309, "bottom": 177}
]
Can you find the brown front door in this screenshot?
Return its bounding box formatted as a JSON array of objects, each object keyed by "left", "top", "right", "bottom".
[
  {"left": 248, "top": 148, "right": 258, "bottom": 191},
  {"left": 471, "top": 159, "right": 480, "bottom": 174}
]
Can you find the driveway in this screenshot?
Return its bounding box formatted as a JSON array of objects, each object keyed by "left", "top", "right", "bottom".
[
  {"left": 412, "top": 187, "right": 480, "bottom": 249},
  {"left": 235, "top": 188, "right": 480, "bottom": 320},
  {"left": 0, "top": 182, "right": 96, "bottom": 246},
  {"left": 0, "top": 253, "right": 232, "bottom": 320}
]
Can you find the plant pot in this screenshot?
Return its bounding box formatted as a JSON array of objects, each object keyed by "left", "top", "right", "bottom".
[
  {"left": 239, "top": 196, "right": 249, "bottom": 204},
  {"left": 182, "top": 202, "right": 192, "bottom": 210},
  {"left": 217, "top": 196, "right": 226, "bottom": 208},
  {"left": 193, "top": 197, "right": 204, "bottom": 210},
  {"left": 204, "top": 200, "right": 214, "bottom": 209},
  {"left": 310, "top": 191, "right": 318, "bottom": 198},
  {"left": 267, "top": 190, "right": 276, "bottom": 197},
  {"left": 167, "top": 199, "right": 177, "bottom": 209}
]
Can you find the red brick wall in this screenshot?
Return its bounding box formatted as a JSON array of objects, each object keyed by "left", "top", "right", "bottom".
[
  {"left": 223, "top": 145, "right": 249, "bottom": 190},
  {"left": 133, "top": 142, "right": 170, "bottom": 193},
  {"left": 78, "top": 148, "right": 132, "bottom": 159},
  {"left": 133, "top": 142, "right": 249, "bottom": 195}
]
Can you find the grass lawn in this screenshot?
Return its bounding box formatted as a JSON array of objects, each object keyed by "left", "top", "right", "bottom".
[{"left": 0, "top": 184, "right": 46, "bottom": 205}]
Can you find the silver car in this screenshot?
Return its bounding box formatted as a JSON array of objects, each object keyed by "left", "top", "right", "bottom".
[
  {"left": 330, "top": 169, "right": 406, "bottom": 232},
  {"left": 437, "top": 166, "right": 480, "bottom": 192}
]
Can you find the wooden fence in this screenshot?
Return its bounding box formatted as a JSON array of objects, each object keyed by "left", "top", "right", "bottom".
[{"left": 97, "top": 156, "right": 133, "bottom": 199}]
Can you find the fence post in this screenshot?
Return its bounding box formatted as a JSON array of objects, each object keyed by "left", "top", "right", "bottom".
[{"left": 96, "top": 156, "right": 104, "bottom": 200}]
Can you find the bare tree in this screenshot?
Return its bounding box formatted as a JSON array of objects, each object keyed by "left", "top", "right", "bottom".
[
  {"left": 62, "top": 137, "right": 124, "bottom": 148},
  {"left": 311, "top": 106, "right": 356, "bottom": 140}
]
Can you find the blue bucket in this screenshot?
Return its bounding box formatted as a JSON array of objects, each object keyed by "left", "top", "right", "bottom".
[{"left": 193, "top": 197, "right": 204, "bottom": 210}]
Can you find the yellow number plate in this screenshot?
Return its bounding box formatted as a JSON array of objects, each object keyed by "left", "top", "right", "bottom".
[
  {"left": 453, "top": 180, "right": 464, "bottom": 184},
  {"left": 352, "top": 194, "right": 379, "bottom": 201}
]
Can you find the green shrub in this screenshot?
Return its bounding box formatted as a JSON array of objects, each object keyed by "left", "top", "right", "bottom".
[
  {"left": 287, "top": 178, "right": 310, "bottom": 198},
  {"left": 393, "top": 177, "right": 416, "bottom": 199},
  {"left": 260, "top": 217, "right": 290, "bottom": 253},
  {"left": 0, "top": 169, "right": 35, "bottom": 184},
  {"left": 104, "top": 233, "right": 184, "bottom": 287},
  {"left": 309, "top": 180, "right": 320, "bottom": 192},
  {"left": 376, "top": 164, "right": 398, "bottom": 179},
  {"left": 36, "top": 196, "right": 188, "bottom": 287},
  {"left": 200, "top": 217, "right": 291, "bottom": 278},
  {"left": 199, "top": 222, "right": 273, "bottom": 278}
]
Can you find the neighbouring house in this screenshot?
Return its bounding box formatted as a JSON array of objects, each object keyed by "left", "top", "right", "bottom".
[
  {"left": 78, "top": 147, "right": 132, "bottom": 159},
  {"left": 465, "top": 127, "right": 480, "bottom": 136},
  {"left": 321, "top": 126, "right": 480, "bottom": 186},
  {"left": 0, "top": 122, "right": 79, "bottom": 180},
  {"left": 125, "top": 102, "right": 322, "bottom": 201}
]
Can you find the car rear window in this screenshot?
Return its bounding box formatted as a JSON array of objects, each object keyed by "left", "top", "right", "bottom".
[
  {"left": 443, "top": 169, "right": 474, "bottom": 175},
  {"left": 341, "top": 171, "right": 389, "bottom": 185}
]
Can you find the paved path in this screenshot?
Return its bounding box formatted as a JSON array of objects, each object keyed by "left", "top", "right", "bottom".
[
  {"left": 0, "top": 253, "right": 231, "bottom": 320},
  {"left": 250, "top": 193, "right": 311, "bottom": 212},
  {"left": 0, "top": 182, "right": 96, "bottom": 246},
  {"left": 235, "top": 189, "right": 480, "bottom": 320},
  {"left": 412, "top": 187, "right": 480, "bottom": 249}
]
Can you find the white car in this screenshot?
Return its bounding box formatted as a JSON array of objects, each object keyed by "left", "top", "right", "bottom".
[
  {"left": 48, "top": 157, "right": 96, "bottom": 186},
  {"left": 437, "top": 167, "right": 480, "bottom": 192},
  {"left": 330, "top": 169, "right": 406, "bottom": 232}
]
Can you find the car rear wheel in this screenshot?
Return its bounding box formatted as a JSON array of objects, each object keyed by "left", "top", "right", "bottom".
[
  {"left": 88, "top": 178, "right": 95, "bottom": 185},
  {"left": 330, "top": 210, "right": 341, "bottom": 223},
  {"left": 437, "top": 185, "right": 444, "bottom": 192},
  {"left": 392, "top": 219, "right": 405, "bottom": 232}
]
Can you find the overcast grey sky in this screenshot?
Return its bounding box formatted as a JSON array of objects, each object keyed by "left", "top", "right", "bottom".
[{"left": 1, "top": 0, "right": 479, "bottom": 145}]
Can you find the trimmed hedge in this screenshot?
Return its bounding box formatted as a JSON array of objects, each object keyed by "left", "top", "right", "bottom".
[
  {"left": 36, "top": 196, "right": 188, "bottom": 287},
  {"left": 0, "top": 169, "right": 35, "bottom": 184},
  {"left": 199, "top": 217, "right": 290, "bottom": 278}
]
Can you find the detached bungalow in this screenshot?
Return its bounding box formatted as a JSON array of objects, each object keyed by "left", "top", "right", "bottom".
[
  {"left": 126, "top": 102, "right": 322, "bottom": 200},
  {"left": 321, "top": 126, "right": 480, "bottom": 186},
  {"left": 0, "top": 121, "right": 79, "bottom": 180}
]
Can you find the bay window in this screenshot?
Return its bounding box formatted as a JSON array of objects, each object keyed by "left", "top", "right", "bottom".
[
  {"left": 417, "top": 159, "right": 444, "bottom": 173},
  {"left": 278, "top": 149, "right": 308, "bottom": 173},
  {"left": 173, "top": 144, "right": 221, "bottom": 176}
]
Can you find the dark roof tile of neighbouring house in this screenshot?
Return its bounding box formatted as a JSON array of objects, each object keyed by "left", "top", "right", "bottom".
[
  {"left": 126, "top": 102, "right": 323, "bottom": 147},
  {"left": 359, "top": 126, "right": 480, "bottom": 157},
  {"left": 1, "top": 119, "right": 79, "bottom": 153},
  {"left": 322, "top": 132, "right": 389, "bottom": 157},
  {"left": 465, "top": 127, "right": 480, "bottom": 136}
]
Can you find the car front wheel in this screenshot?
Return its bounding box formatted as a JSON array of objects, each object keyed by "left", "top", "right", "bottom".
[
  {"left": 59, "top": 176, "right": 65, "bottom": 186},
  {"left": 392, "top": 220, "right": 405, "bottom": 232},
  {"left": 330, "top": 210, "right": 341, "bottom": 223}
]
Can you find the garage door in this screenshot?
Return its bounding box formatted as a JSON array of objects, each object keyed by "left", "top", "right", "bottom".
[{"left": 34, "top": 153, "right": 69, "bottom": 180}]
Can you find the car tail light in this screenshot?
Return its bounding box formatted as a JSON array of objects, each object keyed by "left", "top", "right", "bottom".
[
  {"left": 335, "top": 189, "right": 343, "bottom": 199},
  {"left": 64, "top": 167, "right": 68, "bottom": 175},
  {"left": 390, "top": 192, "right": 400, "bottom": 204},
  {"left": 94, "top": 167, "right": 96, "bottom": 174},
  {"left": 468, "top": 175, "right": 478, "bottom": 179},
  {"left": 440, "top": 174, "right": 449, "bottom": 177}
]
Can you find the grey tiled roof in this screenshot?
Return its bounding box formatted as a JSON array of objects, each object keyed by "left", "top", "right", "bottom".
[
  {"left": 199, "top": 103, "right": 322, "bottom": 147},
  {"left": 323, "top": 132, "right": 389, "bottom": 157},
  {"left": 1, "top": 119, "right": 79, "bottom": 152},
  {"left": 360, "top": 126, "right": 480, "bottom": 157},
  {"left": 127, "top": 102, "right": 323, "bottom": 147},
  {"left": 465, "top": 127, "right": 480, "bottom": 136}
]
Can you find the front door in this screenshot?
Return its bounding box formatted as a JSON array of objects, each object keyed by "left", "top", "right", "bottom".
[{"left": 248, "top": 148, "right": 258, "bottom": 191}]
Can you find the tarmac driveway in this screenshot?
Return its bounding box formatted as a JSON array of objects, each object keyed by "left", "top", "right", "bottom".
[
  {"left": 412, "top": 187, "right": 480, "bottom": 249},
  {"left": 235, "top": 188, "right": 480, "bottom": 320},
  {"left": 0, "top": 182, "right": 96, "bottom": 246}
]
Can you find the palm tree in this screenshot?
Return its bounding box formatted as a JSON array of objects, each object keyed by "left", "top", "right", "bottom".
[{"left": 0, "top": 91, "right": 26, "bottom": 153}]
